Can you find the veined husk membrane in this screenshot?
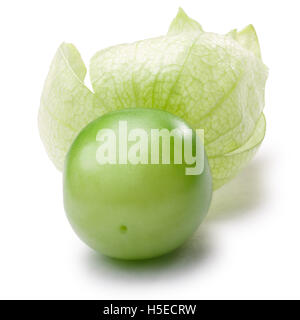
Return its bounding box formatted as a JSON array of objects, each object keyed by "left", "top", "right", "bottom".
[{"left": 38, "top": 8, "right": 268, "bottom": 189}]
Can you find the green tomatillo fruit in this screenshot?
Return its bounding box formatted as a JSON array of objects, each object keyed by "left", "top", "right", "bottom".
[{"left": 63, "top": 109, "right": 212, "bottom": 260}]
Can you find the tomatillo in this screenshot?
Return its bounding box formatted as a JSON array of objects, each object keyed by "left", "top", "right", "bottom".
[{"left": 63, "top": 109, "right": 212, "bottom": 260}]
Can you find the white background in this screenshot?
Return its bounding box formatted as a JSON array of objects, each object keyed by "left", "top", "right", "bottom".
[{"left": 0, "top": 0, "right": 299, "bottom": 300}]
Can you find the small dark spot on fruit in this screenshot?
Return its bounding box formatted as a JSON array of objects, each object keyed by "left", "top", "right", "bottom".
[{"left": 120, "top": 225, "right": 127, "bottom": 233}]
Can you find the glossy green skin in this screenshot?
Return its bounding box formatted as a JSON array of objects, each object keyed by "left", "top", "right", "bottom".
[{"left": 63, "top": 109, "right": 212, "bottom": 260}]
